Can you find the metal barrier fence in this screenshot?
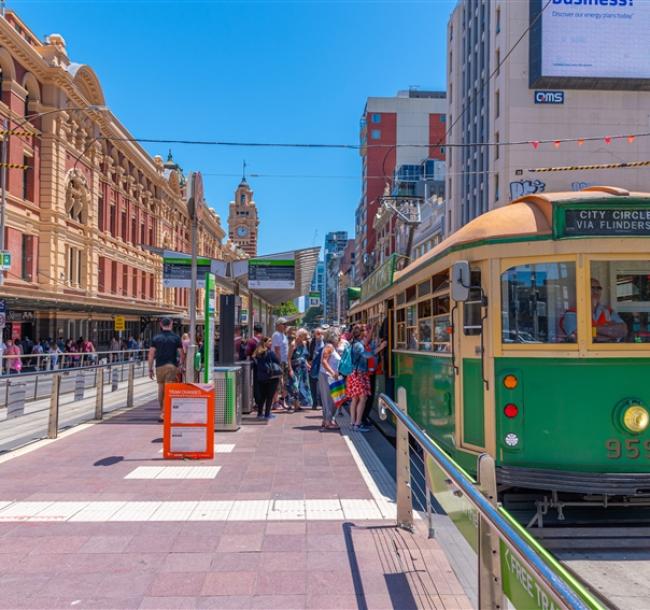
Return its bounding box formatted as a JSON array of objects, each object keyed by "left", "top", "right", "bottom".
[
  {"left": 0, "top": 348, "right": 148, "bottom": 376},
  {"left": 0, "top": 350, "right": 148, "bottom": 408},
  {"left": 378, "top": 389, "right": 605, "bottom": 610},
  {"left": 0, "top": 354, "right": 156, "bottom": 454}
]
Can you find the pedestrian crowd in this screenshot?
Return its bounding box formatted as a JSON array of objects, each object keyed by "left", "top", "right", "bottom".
[
  {"left": 248, "top": 317, "right": 387, "bottom": 431},
  {"left": 0, "top": 334, "right": 147, "bottom": 375}
]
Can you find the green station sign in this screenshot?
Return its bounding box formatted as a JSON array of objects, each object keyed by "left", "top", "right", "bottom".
[
  {"left": 0, "top": 250, "right": 10, "bottom": 271},
  {"left": 500, "top": 542, "right": 562, "bottom": 610}
]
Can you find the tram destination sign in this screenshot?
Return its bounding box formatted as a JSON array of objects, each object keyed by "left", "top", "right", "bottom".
[{"left": 561, "top": 208, "right": 650, "bottom": 237}]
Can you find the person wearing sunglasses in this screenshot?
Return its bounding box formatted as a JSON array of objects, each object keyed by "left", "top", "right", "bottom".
[
  {"left": 561, "top": 278, "right": 627, "bottom": 342},
  {"left": 590, "top": 278, "right": 627, "bottom": 342}
]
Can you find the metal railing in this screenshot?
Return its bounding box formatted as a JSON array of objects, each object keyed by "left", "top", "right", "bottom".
[
  {"left": 0, "top": 348, "right": 148, "bottom": 375},
  {"left": 0, "top": 354, "right": 156, "bottom": 453},
  {"left": 0, "top": 349, "right": 148, "bottom": 408},
  {"left": 378, "top": 389, "right": 605, "bottom": 610}
]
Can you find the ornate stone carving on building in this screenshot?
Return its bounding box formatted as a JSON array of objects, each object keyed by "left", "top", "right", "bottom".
[{"left": 65, "top": 169, "right": 89, "bottom": 223}]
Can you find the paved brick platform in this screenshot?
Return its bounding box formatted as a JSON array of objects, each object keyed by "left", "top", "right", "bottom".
[{"left": 0, "top": 399, "right": 472, "bottom": 609}]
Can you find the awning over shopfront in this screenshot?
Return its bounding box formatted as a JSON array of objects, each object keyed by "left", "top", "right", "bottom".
[{"left": 0, "top": 286, "right": 181, "bottom": 318}]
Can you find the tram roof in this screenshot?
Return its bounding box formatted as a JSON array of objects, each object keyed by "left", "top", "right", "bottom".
[{"left": 394, "top": 186, "right": 650, "bottom": 284}]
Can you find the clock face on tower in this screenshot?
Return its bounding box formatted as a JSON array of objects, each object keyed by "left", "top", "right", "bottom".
[{"left": 236, "top": 225, "right": 249, "bottom": 238}]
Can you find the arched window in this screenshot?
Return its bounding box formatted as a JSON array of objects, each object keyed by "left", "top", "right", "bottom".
[{"left": 240, "top": 193, "right": 246, "bottom": 205}]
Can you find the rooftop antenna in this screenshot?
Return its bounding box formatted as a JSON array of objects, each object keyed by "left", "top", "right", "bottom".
[{"left": 242, "top": 160, "right": 247, "bottom": 181}]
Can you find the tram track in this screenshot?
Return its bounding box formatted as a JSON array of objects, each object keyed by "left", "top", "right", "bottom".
[
  {"left": 367, "top": 417, "right": 650, "bottom": 608},
  {"left": 502, "top": 492, "right": 650, "bottom": 608}
]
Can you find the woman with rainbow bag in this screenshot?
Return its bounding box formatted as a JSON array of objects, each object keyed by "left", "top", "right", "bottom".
[{"left": 318, "top": 328, "right": 343, "bottom": 430}]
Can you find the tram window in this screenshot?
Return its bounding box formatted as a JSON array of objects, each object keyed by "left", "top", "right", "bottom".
[
  {"left": 463, "top": 270, "right": 483, "bottom": 336},
  {"left": 501, "top": 262, "right": 577, "bottom": 344},
  {"left": 396, "top": 308, "right": 406, "bottom": 348},
  {"left": 418, "top": 318, "right": 433, "bottom": 351},
  {"left": 418, "top": 280, "right": 431, "bottom": 298},
  {"left": 432, "top": 271, "right": 450, "bottom": 294},
  {"left": 418, "top": 300, "right": 432, "bottom": 318},
  {"left": 406, "top": 285, "right": 417, "bottom": 303},
  {"left": 417, "top": 300, "right": 433, "bottom": 352},
  {"left": 397, "top": 292, "right": 406, "bottom": 306},
  {"left": 588, "top": 260, "right": 650, "bottom": 343},
  {"left": 406, "top": 305, "right": 416, "bottom": 327},
  {"left": 433, "top": 315, "right": 451, "bottom": 352},
  {"left": 433, "top": 295, "right": 450, "bottom": 315}
]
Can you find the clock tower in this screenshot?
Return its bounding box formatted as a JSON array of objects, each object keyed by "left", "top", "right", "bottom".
[{"left": 227, "top": 171, "right": 259, "bottom": 257}]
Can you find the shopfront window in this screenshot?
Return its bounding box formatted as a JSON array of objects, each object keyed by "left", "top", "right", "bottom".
[
  {"left": 501, "top": 262, "right": 577, "bottom": 344},
  {"left": 589, "top": 260, "right": 650, "bottom": 343}
]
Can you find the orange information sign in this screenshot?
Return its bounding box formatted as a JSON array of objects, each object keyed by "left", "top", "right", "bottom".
[{"left": 163, "top": 383, "right": 215, "bottom": 460}]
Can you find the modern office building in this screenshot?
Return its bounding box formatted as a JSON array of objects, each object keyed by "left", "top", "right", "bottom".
[
  {"left": 309, "top": 260, "right": 325, "bottom": 301},
  {"left": 323, "top": 231, "right": 348, "bottom": 324},
  {"left": 355, "top": 90, "right": 446, "bottom": 281},
  {"left": 447, "top": 0, "right": 650, "bottom": 233}
]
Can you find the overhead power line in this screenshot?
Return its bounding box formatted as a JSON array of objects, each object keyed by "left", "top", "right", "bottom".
[{"left": 96, "top": 131, "right": 650, "bottom": 151}]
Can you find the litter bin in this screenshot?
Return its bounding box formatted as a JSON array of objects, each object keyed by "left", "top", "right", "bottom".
[
  {"left": 236, "top": 360, "right": 254, "bottom": 415},
  {"left": 213, "top": 366, "right": 241, "bottom": 431}
]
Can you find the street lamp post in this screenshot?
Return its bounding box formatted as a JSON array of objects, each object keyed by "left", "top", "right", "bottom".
[
  {"left": 0, "top": 104, "right": 106, "bottom": 287},
  {"left": 187, "top": 172, "right": 204, "bottom": 383}
]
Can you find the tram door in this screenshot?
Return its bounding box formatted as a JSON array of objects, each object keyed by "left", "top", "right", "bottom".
[{"left": 455, "top": 265, "right": 487, "bottom": 453}]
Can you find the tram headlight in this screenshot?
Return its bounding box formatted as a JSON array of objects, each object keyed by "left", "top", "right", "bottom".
[
  {"left": 503, "top": 374, "right": 518, "bottom": 390},
  {"left": 623, "top": 405, "right": 649, "bottom": 434}
]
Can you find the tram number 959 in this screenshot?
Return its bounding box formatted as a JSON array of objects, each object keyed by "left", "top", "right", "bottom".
[{"left": 606, "top": 439, "right": 650, "bottom": 459}]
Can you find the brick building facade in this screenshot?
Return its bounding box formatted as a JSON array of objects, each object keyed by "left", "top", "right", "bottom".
[{"left": 0, "top": 11, "right": 231, "bottom": 346}]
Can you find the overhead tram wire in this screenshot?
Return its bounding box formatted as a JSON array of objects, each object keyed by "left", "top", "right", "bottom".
[{"left": 84, "top": 130, "right": 650, "bottom": 152}]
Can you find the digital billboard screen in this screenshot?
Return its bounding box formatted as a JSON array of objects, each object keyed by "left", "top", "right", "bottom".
[{"left": 530, "top": 0, "right": 650, "bottom": 89}]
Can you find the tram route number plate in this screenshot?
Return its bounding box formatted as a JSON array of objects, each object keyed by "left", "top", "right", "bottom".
[{"left": 605, "top": 438, "right": 650, "bottom": 459}]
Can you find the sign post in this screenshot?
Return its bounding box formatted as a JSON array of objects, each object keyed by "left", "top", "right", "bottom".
[
  {"left": 203, "top": 272, "right": 216, "bottom": 383},
  {"left": 163, "top": 383, "right": 215, "bottom": 460}
]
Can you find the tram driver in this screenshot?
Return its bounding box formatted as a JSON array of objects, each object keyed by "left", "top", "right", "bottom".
[{"left": 561, "top": 278, "right": 628, "bottom": 342}]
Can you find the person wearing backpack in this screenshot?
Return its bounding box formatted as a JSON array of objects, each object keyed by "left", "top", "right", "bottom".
[
  {"left": 252, "top": 337, "right": 282, "bottom": 420},
  {"left": 346, "top": 324, "right": 372, "bottom": 432}
]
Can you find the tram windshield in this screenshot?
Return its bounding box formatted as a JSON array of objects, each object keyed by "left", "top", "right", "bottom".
[
  {"left": 501, "top": 262, "right": 577, "bottom": 343},
  {"left": 589, "top": 260, "right": 650, "bottom": 343}
]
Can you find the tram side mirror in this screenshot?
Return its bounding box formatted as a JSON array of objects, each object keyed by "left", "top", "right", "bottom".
[{"left": 451, "top": 260, "right": 471, "bottom": 302}]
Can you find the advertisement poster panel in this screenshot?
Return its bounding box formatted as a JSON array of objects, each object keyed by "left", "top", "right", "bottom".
[
  {"left": 537, "top": 0, "right": 650, "bottom": 81},
  {"left": 163, "top": 383, "right": 215, "bottom": 459}
]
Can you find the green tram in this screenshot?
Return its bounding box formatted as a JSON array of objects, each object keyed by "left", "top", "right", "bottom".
[{"left": 350, "top": 187, "right": 650, "bottom": 503}]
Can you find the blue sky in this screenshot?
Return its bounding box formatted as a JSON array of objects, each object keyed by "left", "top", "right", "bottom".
[{"left": 15, "top": 0, "right": 455, "bottom": 256}]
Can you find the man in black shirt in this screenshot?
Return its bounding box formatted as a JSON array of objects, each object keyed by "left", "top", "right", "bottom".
[{"left": 148, "top": 317, "right": 182, "bottom": 421}]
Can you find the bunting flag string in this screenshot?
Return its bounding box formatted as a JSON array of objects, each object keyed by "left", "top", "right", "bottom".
[
  {"left": 529, "top": 134, "right": 635, "bottom": 150},
  {"left": 528, "top": 159, "right": 650, "bottom": 173}
]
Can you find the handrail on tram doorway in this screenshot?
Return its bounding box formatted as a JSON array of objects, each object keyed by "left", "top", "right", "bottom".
[{"left": 377, "top": 390, "right": 605, "bottom": 610}]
